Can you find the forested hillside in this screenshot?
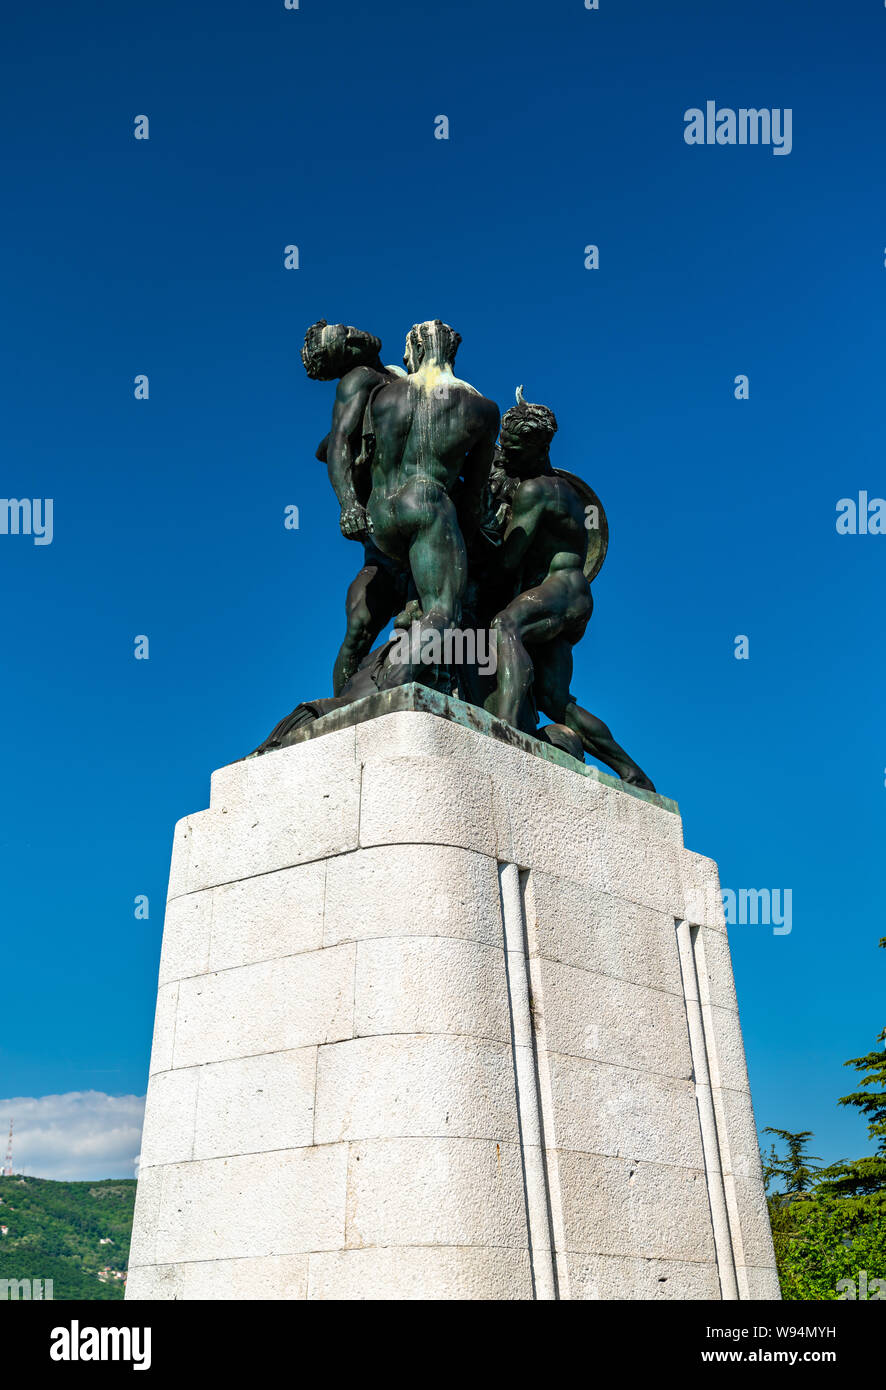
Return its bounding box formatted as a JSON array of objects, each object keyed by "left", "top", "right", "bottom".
[{"left": 0, "top": 1175, "right": 135, "bottom": 1300}]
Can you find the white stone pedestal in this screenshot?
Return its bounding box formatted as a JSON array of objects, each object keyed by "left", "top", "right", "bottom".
[{"left": 126, "top": 690, "right": 779, "bottom": 1301}]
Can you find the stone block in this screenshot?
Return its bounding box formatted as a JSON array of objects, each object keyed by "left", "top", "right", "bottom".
[
  {"left": 148, "top": 982, "right": 178, "bottom": 1076},
  {"left": 354, "top": 936, "right": 510, "bottom": 1043},
  {"left": 154, "top": 1145, "right": 348, "bottom": 1264},
  {"left": 526, "top": 871, "right": 684, "bottom": 995},
  {"left": 193, "top": 1048, "right": 317, "bottom": 1159},
  {"left": 560, "top": 1251, "right": 721, "bottom": 1300},
  {"left": 530, "top": 957, "right": 692, "bottom": 1080},
  {"left": 544, "top": 1051, "right": 706, "bottom": 1169},
  {"left": 323, "top": 844, "right": 502, "bottom": 949},
  {"left": 172, "top": 946, "right": 355, "bottom": 1068},
  {"left": 209, "top": 861, "right": 325, "bottom": 973},
  {"left": 554, "top": 1149, "right": 716, "bottom": 1263},
  {"left": 314, "top": 1034, "right": 518, "bottom": 1144},
  {"left": 158, "top": 892, "right": 212, "bottom": 986},
  {"left": 307, "top": 1246, "right": 533, "bottom": 1300},
  {"left": 344, "top": 1137, "right": 528, "bottom": 1251},
  {"left": 359, "top": 756, "right": 496, "bottom": 856}
]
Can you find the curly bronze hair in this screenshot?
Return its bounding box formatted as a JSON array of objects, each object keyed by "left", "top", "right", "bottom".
[
  {"left": 499, "top": 386, "right": 558, "bottom": 450},
  {"left": 403, "top": 320, "right": 462, "bottom": 372},
  {"left": 301, "top": 320, "right": 383, "bottom": 380}
]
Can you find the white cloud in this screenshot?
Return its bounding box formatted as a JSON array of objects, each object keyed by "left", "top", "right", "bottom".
[{"left": 0, "top": 1092, "right": 145, "bottom": 1181}]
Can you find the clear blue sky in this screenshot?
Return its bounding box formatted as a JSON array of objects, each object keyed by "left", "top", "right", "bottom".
[{"left": 1, "top": 0, "right": 883, "bottom": 1176}]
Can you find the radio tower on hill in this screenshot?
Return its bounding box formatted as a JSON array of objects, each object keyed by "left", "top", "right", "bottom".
[{"left": 4, "top": 1120, "right": 12, "bottom": 1176}]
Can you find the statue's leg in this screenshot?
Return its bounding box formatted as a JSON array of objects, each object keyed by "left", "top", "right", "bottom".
[
  {"left": 378, "top": 483, "right": 467, "bottom": 690},
  {"left": 567, "top": 711, "right": 656, "bottom": 789},
  {"left": 489, "top": 581, "right": 571, "bottom": 729},
  {"left": 333, "top": 559, "right": 400, "bottom": 696},
  {"left": 407, "top": 488, "right": 466, "bottom": 630},
  {"left": 564, "top": 704, "right": 655, "bottom": 790},
  {"left": 488, "top": 613, "right": 536, "bottom": 728},
  {"left": 535, "top": 642, "right": 656, "bottom": 791}
]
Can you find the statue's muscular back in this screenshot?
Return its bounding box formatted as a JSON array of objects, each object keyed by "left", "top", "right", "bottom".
[
  {"left": 365, "top": 355, "right": 499, "bottom": 572},
  {"left": 368, "top": 369, "right": 497, "bottom": 498}
]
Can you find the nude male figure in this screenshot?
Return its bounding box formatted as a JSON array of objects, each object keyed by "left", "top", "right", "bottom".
[
  {"left": 357, "top": 319, "right": 500, "bottom": 690},
  {"left": 488, "top": 391, "right": 655, "bottom": 790},
  {"left": 301, "top": 320, "right": 409, "bottom": 694}
]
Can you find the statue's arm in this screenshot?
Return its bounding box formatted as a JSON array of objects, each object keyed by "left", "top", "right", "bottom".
[
  {"left": 326, "top": 370, "right": 375, "bottom": 516},
  {"left": 459, "top": 402, "right": 500, "bottom": 531},
  {"left": 498, "top": 478, "right": 547, "bottom": 574}
]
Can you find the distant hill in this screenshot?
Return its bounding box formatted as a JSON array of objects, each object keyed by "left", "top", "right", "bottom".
[{"left": 0, "top": 1174, "right": 136, "bottom": 1300}]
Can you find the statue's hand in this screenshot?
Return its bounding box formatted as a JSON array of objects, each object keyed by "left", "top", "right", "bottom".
[{"left": 340, "top": 504, "right": 369, "bottom": 540}]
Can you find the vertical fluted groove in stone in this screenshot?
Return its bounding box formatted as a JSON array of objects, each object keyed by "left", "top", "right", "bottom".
[
  {"left": 499, "top": 861, "right": 558, "bottom": 1300},
  {"left": 675, "top": 918, "right": 740, "bottom": 1300},
  {"left": 522, "top": 869, "right": 571, "bottom": 1300}
]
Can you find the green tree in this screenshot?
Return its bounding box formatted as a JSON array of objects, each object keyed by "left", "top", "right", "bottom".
[
  {"left": 818, "top": 939, "right": 886, "bottom": 1202},
  {"left": 762, "top": 1128, "right": 822, "bottom": 1196},
  {"left": 775, "top": 1194, "right": 886, "bottom": 1300},
  {"left": 765, "top": 937, "right": 886, "bottom": 1299}
]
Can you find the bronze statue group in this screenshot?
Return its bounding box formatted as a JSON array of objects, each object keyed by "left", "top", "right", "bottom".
[{"left": 252, "top": 319, "right": 654, "bottom": 791}]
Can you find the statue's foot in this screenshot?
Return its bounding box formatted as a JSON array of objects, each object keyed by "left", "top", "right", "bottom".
[
  {"left": 620, "top": 767, "right": 656, "bottom": 793},
  {"left": 376, "top": 657, "right": 455, "bottom": 698},
  {"left": 537, "top": 723, "right": 585, "bottom": 761}
]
